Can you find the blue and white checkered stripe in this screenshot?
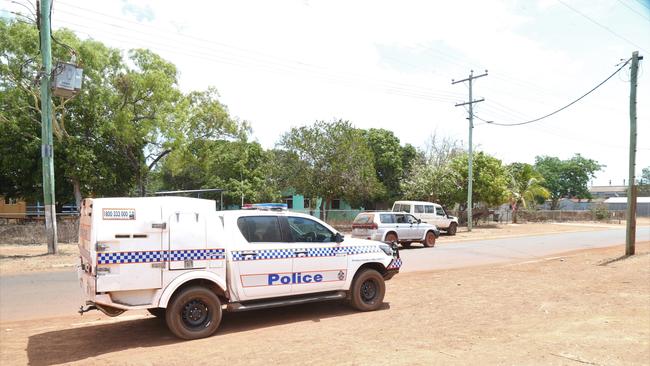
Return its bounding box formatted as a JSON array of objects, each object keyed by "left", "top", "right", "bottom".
[
  {"left": 97, "top": 248, "right": 225, "bottom": 264},
  {"left": 387, "top": 258, "right": 402, "bottom": 270},
  {"left": 231, "top": 245, "right": 382, "bottom": 262}
]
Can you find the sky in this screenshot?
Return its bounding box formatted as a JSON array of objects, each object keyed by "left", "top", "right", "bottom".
[{"left": 2, "top": 0, "right": 649, "bottom": 186}]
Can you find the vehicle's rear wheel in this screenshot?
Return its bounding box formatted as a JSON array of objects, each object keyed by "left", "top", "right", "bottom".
[
  {"left": 423, "top": 231, "right": 436, "bottom": 247},
  {"left": 385, "top": 232, "right": 398, "bottom": 244},
  {"left": 147, "top": 307, "right": 166, "bottom": 319},
  {"left": 165, "top": 286, "right": 222, "bottom": 340},
  {"left": 447, "top": 223, "right": 458, "bottom": 236},
  {"left": 349, "top": 269, "right": 386, "bottom": 311}
]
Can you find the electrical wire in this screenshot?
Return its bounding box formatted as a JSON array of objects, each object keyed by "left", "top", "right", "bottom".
[
  {"left": 616, "top": 0, "right": 650, "bottom": 22},
  {"left": 557, "top": 0, "right": 650, "bottom": 54},
  {"left": 476, "top": 58, "right": 632, "bottom": 126}
]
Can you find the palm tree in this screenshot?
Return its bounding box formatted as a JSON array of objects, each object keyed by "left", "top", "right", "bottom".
[{"left": 507, "top": 163, "right": 550, "bottom": 223}]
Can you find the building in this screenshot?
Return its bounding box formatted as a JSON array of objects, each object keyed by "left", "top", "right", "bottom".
[
  {"left": 604, "top": 197, "right": 650, "bottom": 217},
  {"left": 589, "top": 185, "right": 627, "bottom": 198},
  {"left": 0, "top": 196, "right": 27, "bottom": 218}
]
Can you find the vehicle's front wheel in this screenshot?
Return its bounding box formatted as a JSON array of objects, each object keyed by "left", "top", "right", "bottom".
[
  {"left": 349, "top": 269, "right": 386, "bottom": 311},
  {"left": 165, "top": 286, "right": 222, "bottom": 340},
  {"left": 422, "top": 231, "right": 436, "bottom": 247},
  {"left": 447, "top": 223, "right": 457, "bottom": 236}
]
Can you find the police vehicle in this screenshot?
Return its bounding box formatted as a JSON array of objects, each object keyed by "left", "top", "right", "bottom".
[{"left": 77, "top": 197, "right": 401, "bottom": 339}]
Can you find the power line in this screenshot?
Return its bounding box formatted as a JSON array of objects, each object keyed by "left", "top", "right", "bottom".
[
  {"left": 477, "top": 58, "right": 632, "bottom": 126},
  {"left": 616, "top": 0, "right": 650, "bottom": 22},
  {"left": 52, "top": 1, "right": 465, "bottom": 100},
  {"left": 557, "top": 0, "right": 650, "bottom": 54}
]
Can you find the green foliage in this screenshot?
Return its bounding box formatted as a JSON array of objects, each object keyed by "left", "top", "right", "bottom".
[
  {"left": 278, "top": 120, "right": 381, "bottom": 214},
  {"left": 361, "top": 128, "right": 416, "bottom": 202},
  {"left": 534, "top": 154, "right": 603, "bottom": 209},
  {"left": 506, "top": 163, "right": 550, "bottom": 209},
  {"left": 0, "top": 19, "right": 248, "bottom": 205},
  {"left": 158, "top": 140, "right": 279, "bottom": 205},
  {"left": 450, "top": 152, "right": 510, "bottom": 208},
  {"left": 400, "top": 134, "right": 465, "bottom": 208},
  {"left": 590, "top": 204, "right": 609, "bottom": 221},
  {"left": 639, "top": 166, "right": 650, "bottom": 197}
]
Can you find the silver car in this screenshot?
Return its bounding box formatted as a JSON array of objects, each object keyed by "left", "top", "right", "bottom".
[{"left": 351, "top": 211, "right": 440, "bottom": 248}]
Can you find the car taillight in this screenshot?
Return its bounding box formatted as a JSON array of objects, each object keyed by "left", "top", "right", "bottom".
[
  {"left": 371, "top": 223, "right": 378, "bottom": 229},
  {"left": 352, "top": 223, "right": 377, "bottom": 229}
]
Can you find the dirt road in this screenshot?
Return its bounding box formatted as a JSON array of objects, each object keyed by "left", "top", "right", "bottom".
[{"left": 1, "top": 243, "right": 648, "bottom": 365}]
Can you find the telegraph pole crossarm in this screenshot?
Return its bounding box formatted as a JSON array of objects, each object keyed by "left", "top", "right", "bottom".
[{"left": 452, "top": 70, "right": 488, "bottom": 232}]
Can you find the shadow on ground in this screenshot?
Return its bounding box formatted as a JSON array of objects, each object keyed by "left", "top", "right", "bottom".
[{"left": 26, "top": 301, "right": 389, "bottom": 365}]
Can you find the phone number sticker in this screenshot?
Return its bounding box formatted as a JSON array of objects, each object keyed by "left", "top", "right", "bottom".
[{"left": 103, "top": 208, "right": 136, "bottom": 220}]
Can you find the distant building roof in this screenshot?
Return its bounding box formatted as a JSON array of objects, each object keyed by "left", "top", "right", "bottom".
[
  {"left": 589, "top": 186, "right": 627, "bottom": 193},
  {"left": 604, "top": 197, "right": 650, "bottom": 204}
]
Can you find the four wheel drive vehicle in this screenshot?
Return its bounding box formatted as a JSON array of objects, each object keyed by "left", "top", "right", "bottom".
[
  {"left": 77, "top": 197, "right": 401, "bottom": 340},
  {"left": 392, "top": 200, "right": 459, "bottom": 235},
  {"left": 351, "top": 211, "right": 440, "bottom": 248}
]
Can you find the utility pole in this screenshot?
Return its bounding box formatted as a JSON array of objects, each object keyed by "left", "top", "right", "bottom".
[
  {"left": 38, "top": 0, "right": 58, "bottom": 254},
  {"left": 626, "top": 51, "right": 642, "bottom": 256},
  {"left": 452, "top": 70, "right": 488, "bottom": 232}
]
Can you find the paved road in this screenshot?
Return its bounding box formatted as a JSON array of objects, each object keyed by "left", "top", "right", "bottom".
[
  {"left": 400, "top": 226, "right": 649, "bottom": 272},
  {"left": 1, "top": 227, "right": 648, "bottom": 321}
]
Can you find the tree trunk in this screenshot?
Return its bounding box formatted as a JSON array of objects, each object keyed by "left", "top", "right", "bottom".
[
  {"left": 319, "top": 198, "right": 326, "bottom": 221},
  {"left": 72, "top": 177, "right": 82, "bottom": 211}
]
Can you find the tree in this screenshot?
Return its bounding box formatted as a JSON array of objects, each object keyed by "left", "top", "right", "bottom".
[
  {"left": 506, "top": 163, "right": 550, "bottom": 223},
  {"left": 157, "top": 139, "right": 279, "bottom": 206},
  {"left": 534, "top": 154, "right": 603, "bottom": 210},
  {"left": 400, "top": 134, "right": 466, "bottom": 208},
  {"left": 1, "top": 19, "right": 248, "bottom": 207},
  {"left": 278, "top": 120, "right": 381, "bottom": 219},
  {"left": 638, "top": 166, "right": 650, "bottom": 196},
  {"left": 449, "top": 151, "right": 510, "bottom": 208},
  {"left": 361, "top": 128, "right": 416, "bottom": 204}
]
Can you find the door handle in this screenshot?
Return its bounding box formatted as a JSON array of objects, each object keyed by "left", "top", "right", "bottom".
[
  {"left": 294, "top": 250, "right": 308, "bottom": 255},
  {"left": 241, "top": 251, "right": 257, "bottom": 257}
]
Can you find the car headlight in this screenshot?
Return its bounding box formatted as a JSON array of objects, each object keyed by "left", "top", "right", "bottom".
[{"left": 379, "top": 243, "right": 393, "bottom": 256}]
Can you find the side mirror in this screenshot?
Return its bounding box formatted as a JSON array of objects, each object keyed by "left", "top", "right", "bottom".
[
  {"left": 333, "top": 233, "right": 344, "bottom": 243},
  {"left": 417, "top": 218, "right": 422, "bottom": 224}
]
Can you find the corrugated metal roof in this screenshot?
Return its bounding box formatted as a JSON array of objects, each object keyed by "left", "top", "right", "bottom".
[{"left": 604, "top": 197, "right": 650, "bottom": 203}]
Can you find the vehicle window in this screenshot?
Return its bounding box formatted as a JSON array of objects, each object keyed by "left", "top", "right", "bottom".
[
  {"left": 288, "top": 216, "right": 334, "bottom": 243},
  {"left": 393, "top": 204, "right": 409, "bottom": 212},
  {"left": 353, "top": 214, "right": 373, "bottom": 224},
  {"left": 379, "top": 214, "right": 395, "bottom": 224},
  {"left": 237, "top": 216, "right": 282, "bottom": 243},
  {"left": 436, "top": 207, "right": 446, "bottom": 216},
  {"left": 425, "top": 205, "right": 434, "bottom": 214},
  {"left": 395, "top": 214, "right": 407, "bottom": 224},
  {"left": 414, "top": 205, "right": 425, "bottom": 213},
  {"left": 407, "top": 214, "right": 418, "bottom": 223}
]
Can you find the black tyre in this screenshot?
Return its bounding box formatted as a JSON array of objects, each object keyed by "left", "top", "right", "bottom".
[
  {"left": 349, "top": 269, "right": 386, "bottom": 311},
  {"left": 447, "top": 223, "right": 457, "bottom": 236},
  {"left": 385, "top": 232, "right": 398, "bottom": 244},
  {"left": 165, "top": 286, "right": 222, "bottom": 340},
  {"left": 147, "top": 307, "right": 166, "bottom": 319},
  {"left": 422, "top": 231, "right": 436, "bottom": 247}
]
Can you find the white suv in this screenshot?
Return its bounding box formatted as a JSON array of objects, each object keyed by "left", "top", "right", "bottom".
[
  {"left": 351, "top": 211, "right": 440, "bottom": 248},
  {"left": 392, "top": 201, "right": 459, "bottom": 235}
]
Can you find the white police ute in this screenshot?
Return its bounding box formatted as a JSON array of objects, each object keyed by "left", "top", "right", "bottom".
[{"left": 77, "top": 197, "right": 401, "bottom": 339}]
